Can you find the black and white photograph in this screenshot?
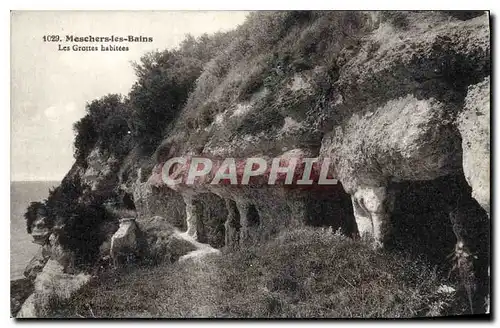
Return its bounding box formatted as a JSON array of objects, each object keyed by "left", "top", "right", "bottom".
[{"left": 9, "top": 9, "right": 491, "bottom": 319}]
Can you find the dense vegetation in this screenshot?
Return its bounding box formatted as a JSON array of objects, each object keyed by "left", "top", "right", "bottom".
[
  {"left": 72, "top": 11, "right": 376, "bottom": 163},
  {"left": 73, "top": 94, "right": 132, "bottom": 164},
  {"left": 73, "top": 31, "right": 234, "bottom": 162},
  {"left": 157, "top": 11, "right": 378, "bottom": 158},
  {"left": 51, "top": 228, "right": 468, "bottom": 318},
  {"left": 30, "top": 13, "right": 244, "bottom": 262},
  {"left": 24, "top": 174, "right": 118, "bottom": 268}
]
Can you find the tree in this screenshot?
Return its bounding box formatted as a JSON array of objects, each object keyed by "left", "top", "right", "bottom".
[
  {"left": 128, "top": 33, "right": 229, "bottom": 146},
  {"left": 73, "top": 115, "right": 97, "bottom": 164},
  {"left": 73, "top": 94, "right": 133, "bottom": 161}
]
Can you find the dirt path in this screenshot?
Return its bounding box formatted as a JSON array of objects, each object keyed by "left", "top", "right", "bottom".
[
  {"left": 173, "top": 230, "right": 220, "bottom": 262},
  {"left": 169, "top": 229, "right": 222, "bottom": 317}
]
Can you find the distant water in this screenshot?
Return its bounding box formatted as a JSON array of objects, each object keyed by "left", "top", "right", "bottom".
[{"left": 10, "top": 181, "right": 59, "bottom": 280}]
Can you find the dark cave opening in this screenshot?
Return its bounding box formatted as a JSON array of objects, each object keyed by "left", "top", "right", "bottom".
[
  {"left": 387, "top": 174, "right": 490, "bottom": 273},
  {"left": 302, "top": 183, "right": 357, "bottom": 236},
  {"left": 247, "top": 204, "right": 261, "bottom": 227},
  {"left": 197, "top": 193, "right": 228, "bottom": 249}
]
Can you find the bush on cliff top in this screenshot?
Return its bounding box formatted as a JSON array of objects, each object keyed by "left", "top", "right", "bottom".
[
  {"left": 73, "top": 31, "right": 230, "bottom": 161},
  {"left": 73, "top": 94, "right": 133, "bottom": 163},
  {"left": 72, "top": 12, "right": 374, "bottom": 163},
  {"left": 52, "top": 228, "right": 467, "bottom": 318},
  {"left": 128, "top": 34, "right": 229, "bottom": 146},
  {"left": 24, "top": 201, "right": 48, "bottom": 234}
]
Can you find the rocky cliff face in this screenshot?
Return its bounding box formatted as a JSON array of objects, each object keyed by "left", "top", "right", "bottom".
[
  {"left": 151, "top": 11, "right": 489, "bottom": 250},
  {"left": 148, "top": 11, "right": 489, "bottom": 313},
  {"left": 458, "top": 77, "right": 490, "bottom": 215},
  {"left": 17, "top": 11, "right": 490, "bottom": 317}
]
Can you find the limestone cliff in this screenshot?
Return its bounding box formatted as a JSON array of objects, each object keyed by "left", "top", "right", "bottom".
[{"left": 16, "top": 11, "right": 490, "bottom": 317}]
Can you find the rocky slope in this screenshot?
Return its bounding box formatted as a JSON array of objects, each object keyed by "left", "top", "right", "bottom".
[{"left": 15, "top": 11, "right": 490, "bottom": 317}]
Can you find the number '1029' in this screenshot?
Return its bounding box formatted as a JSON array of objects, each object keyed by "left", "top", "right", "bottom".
[{"left": 43, "top": 35, "right": 60, "bottom": 42}]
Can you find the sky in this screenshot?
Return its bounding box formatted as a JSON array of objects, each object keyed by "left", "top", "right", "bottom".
[{"left": 11, "top": 11, "right": 249, "bottom": 181}]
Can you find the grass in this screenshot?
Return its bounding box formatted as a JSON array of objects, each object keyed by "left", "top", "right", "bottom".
[
  {"left": 162, "top": 11, "right": 376, "bottom": 158},
  {"left": 50, "top": 227, "right": 466, "bottom": 318}
]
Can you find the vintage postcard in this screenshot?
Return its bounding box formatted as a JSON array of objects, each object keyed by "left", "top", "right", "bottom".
[{"left": 10, "top": 10, "right": 491, "bottom": 319}]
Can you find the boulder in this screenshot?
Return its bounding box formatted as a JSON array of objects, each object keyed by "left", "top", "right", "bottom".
[
  {"left": 136, "top": 216, "right": 198, "bottom": 265},
  {"left": 457, "top": 76, "right": 490, "bottom": 214},
  {"left": 322, "top": 95, "right": 463, "bottom": 193},
  {"left": 17, "top": 260, "right": 91, "bottom": 318},
  {"left": 110, "top": 218, "right": 138, "bottom": 267}
]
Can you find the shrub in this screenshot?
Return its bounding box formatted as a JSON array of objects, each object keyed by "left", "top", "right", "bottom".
[
  {"left": 26, "top": 175, "right": 118, "bottom": 269},
  {"left": 128, "top": 33, "right": 228, "bottom": 146},
  {"left": 380, "top": 11, "right": 410, "bottom": 30},
  {"left": 73, "top": 94, "right": 133, "bottom": 161},
  {"left": 24, "top": 201, "right": 48, "bottom": 234},
  {"left": 73, "top": 115, "right": 97, "bottom": 165}
]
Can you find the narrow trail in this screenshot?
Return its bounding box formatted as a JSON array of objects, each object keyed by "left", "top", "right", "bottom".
[
  {"left": 172, "top": 229, "right": 220, "bottom": 262},
  {"left": 169, "top": 229, "right": 222, "bottom": 317}
]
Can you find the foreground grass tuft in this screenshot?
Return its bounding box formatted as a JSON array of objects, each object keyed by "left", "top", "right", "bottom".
[{"left": 53, "top": 228, "right": 466, "bottom": 318}]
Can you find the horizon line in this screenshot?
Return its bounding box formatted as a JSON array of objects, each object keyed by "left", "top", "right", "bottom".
[{"left": 11, "top": 179, "right": 61, "bottom": 182}]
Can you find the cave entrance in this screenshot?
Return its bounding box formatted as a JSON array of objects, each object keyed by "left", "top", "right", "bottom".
[
  {"left": 197, "top": 193, "right": 228, "bottom": 249},
  {"left": 247, "top": 204, "right": 260, "bottom": 228},
  {"left": 302, "top": 183, "right": 356, "bottom": 236},
  {"left": 388, "top": 174, "right": 490, "bottom": 270}
]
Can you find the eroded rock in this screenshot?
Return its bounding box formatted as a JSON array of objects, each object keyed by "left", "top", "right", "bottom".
[
  {"left": 17, "top": 260, "right": 91, "bottom": 318},
  {"left": 110, "top": 218, "right": 138, "bottom": 267},
  {"left": 136, "top": 216, "right": 198, "bottom": 265},
  {"left": 458, "top": 76, "right": 490, "bottom": 214},
  {"left": 323, "top": 95, "right": 463, "bottom": 194},
  {"left": 24, "top": 247, "right": 50, "bottom": 281},
  {"left": 81, "top": 147, "right": 120, "bottom": 193}
]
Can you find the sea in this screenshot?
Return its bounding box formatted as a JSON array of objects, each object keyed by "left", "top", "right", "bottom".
[{"left": 10, "top": 181, "right": 59, "bottom": 280}]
